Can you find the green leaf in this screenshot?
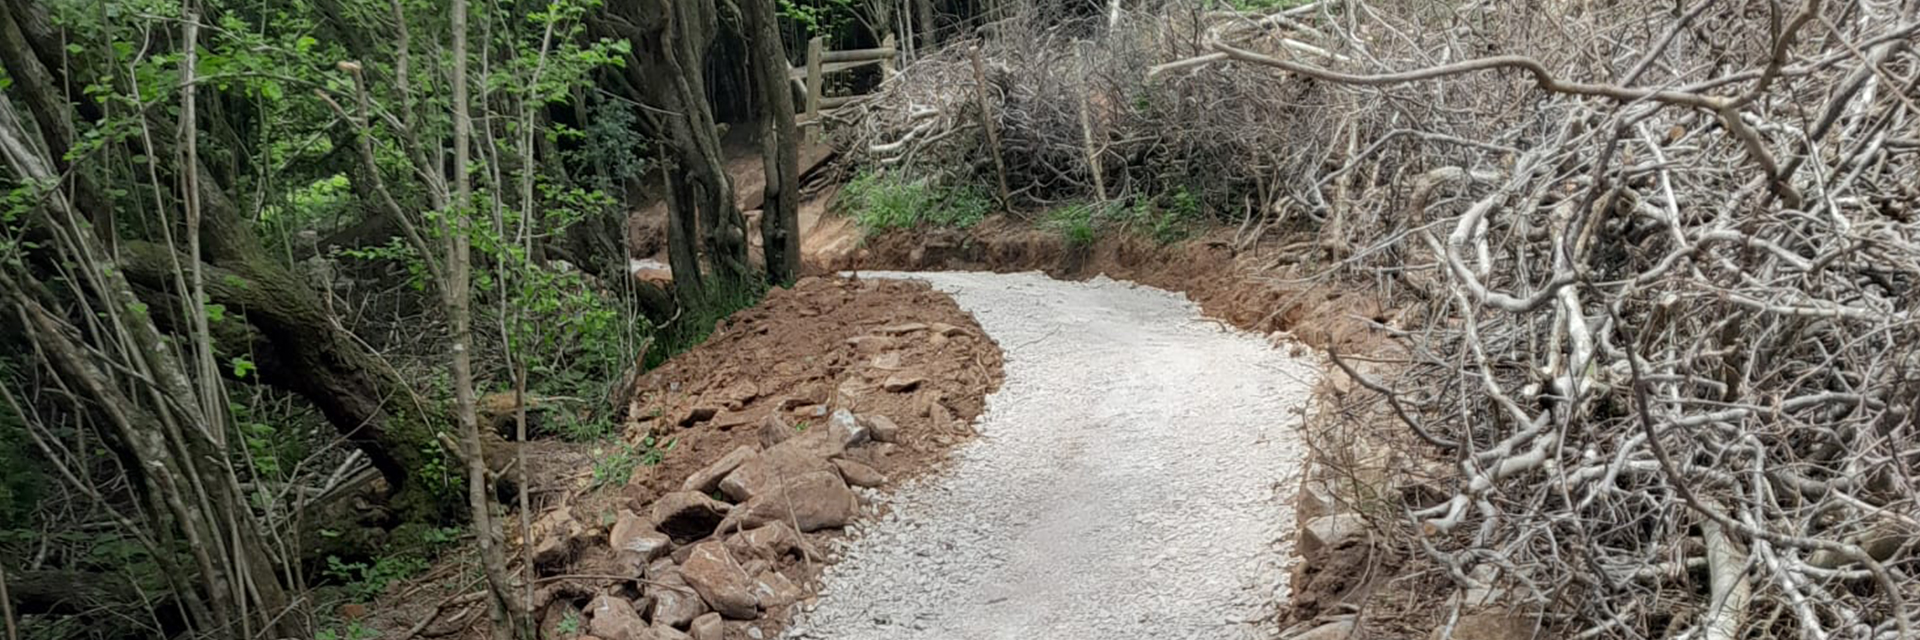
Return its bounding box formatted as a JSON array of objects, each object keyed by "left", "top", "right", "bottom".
[
  {"left": 204, "top": 302, "right": 226, "bottom": 323},
  {"left": 230, "top": 357, "right": 256, "bottom": 379}
]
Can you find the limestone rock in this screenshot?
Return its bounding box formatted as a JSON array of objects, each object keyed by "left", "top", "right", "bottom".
[
  {"left": 682, "top": 445, "right": 757, "bottom": 494},
  {"left": 831, "top": 458, "right": 887, "bottom": 488},
  {"left": 752, "top": 570, "right": 804, "bottom": 609},
  {"left": 861, "top": 414, "right": 903, "bottom": 443},
  {"left": 641, "top": 626, "right": 692, "bottom": 640},
  {"left": 532, "top": 507, "right": 586, "bottom": 566},
  {"left": 719, "top": 450, "right": 828, "bottom": 503},
  {"left": 724, "top": 469, "right": 860, "bottom": 532},
  {"left": 651, "top": 491, "right": 732, "bottom": 543},
  {"left": 1301, "top": 513, "right": 1368, "bottom": 558},
  {"left": 610, "top": 510, "right": 672, "bottom": 561},
  {"left": 647, "top": 570, "right": 706, "bottom": 629},
  {"left": 827, "top": 409, "right": 870, "bottom": 446},
  {"left": 679, "top": 540, "right": 759, "bottom": 619},
  {"left": 726, "top": 521, "right": 815, "bottom": 563},
  {"left": 588, "top": 594, "right": 646, "bottom": 640},
  {"left": 1295, "top": 475, "right": 1339, "bottom": 523},
  {"left": 758, "top": 414, "right": 794, "bottom": 448},
  {"left": 688, "top": 613, "right": 724, "bottom": 640},
  {"left": 881, "top": 374, "right": 925, "bottom": 392}
]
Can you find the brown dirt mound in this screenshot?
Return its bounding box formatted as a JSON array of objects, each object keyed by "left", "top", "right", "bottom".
[
  {"left": 617, "top": 275, "right": 1004, "bottom": 507},
  {"left": 352, "top": 275, "right": 1003, "bottom": 640}
]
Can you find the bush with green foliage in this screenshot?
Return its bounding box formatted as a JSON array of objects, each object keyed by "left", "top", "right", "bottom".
[
  {"left": 1126, "top": 187, "right": 1203, "bottom": 244},
  {"left": 1045, "top": 202, "right": 1109, "bottom": 247},
  {"left": 591, "top": 435, "right": 674, "bottom": 490},
  {"left": 647, "top": 275, "right": 768, "bottom": 368},
  {"left": 843, "top": 170, "right": 993, "bottom": 232}
]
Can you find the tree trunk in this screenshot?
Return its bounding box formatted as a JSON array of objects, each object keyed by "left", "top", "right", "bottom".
[
  {"left": 743, "top": 0, "right": 803, "bottom": 285},
  {"left": 916, "top": 0, "right": 937, "bottom": 52},
  {"left": 605, "top": 0, "right": 751, "bottom": 299},
  {"left": 0, "top": 0, "right": 446, "bottom": 524},
  {"left": 449, "top": 0, "right": 523, "bottom": 634}
]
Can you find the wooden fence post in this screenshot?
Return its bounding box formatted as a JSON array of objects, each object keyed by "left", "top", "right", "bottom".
[
  {"left": 804, "top": 35, "right": 824, "bottom": 143},
  {"left": 881, "top": 33, "right": 897, "bottom": 82},
  {"left": 971, "top": 45, "right": 1011, "bottom": 206}
]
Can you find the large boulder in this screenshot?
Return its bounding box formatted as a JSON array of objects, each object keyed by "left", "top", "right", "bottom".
[
  {"left": 650, "top": 491, "right": 732, "bottom": 543},
  {"left": 679, "top": 540, "right": 760, "bottom": 619},
  {"left": 719, "top": 413, "right": 868, "bottom": 502},
  {"left": 588, "top": 594, "right": 647, "bottom": 640},
  {"left": 682, "top": 446, "right": 757, "bottom": 494},
  {"left": 722, "top": 469, "right": 861, "bottom": 533}
]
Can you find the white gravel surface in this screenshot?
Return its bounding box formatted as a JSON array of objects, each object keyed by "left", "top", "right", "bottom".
[{"left": 786, "top": 271, "right": 1319, "bottom": 640}]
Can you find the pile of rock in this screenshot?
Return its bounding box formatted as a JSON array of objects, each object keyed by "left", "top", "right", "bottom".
[{"left": 551, "top": 409, "right": 899, "bottom": 640}]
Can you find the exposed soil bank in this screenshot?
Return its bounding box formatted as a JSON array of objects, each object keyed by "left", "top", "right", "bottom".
[{"left": 822, "top": 216, "right": 1391, "bottom": 354}]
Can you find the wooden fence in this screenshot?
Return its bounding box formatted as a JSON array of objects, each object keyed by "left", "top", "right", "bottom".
[{"left": 790, "top": 35, "right": 898, "bottom": 141}]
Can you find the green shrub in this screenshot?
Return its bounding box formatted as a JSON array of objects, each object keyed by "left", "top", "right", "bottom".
[
  {"left": 843, "top": 170, "right": 992, "bottom": 232},
  {"left": 1128, "top": 186, "right": 1202, "bottom": 244},
  {"left": 325, "top": 554, "right": 429, "bottom": 602},
  {"left": 591, "top": 435, "right": 674, "bottom": 490},
  {"left": 1046, "top": 203, "right": 1103, "bottom": 248},
  {"left": 648, "top": 275, "right": 766, "bottom": 368}
]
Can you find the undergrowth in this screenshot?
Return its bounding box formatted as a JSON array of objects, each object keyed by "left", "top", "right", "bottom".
[
  {"left": 843, "top": 170, "right": 992, "bottom": 232},
  {"left": 592, "top": 435, "right": 673, "bottom": 489},
  {"left": 1126, "top": 187, "right": 1203, "bottom": 244},
  {"left": 647, "top": 275, "right": 768, "bottom": 368},
  {"left": 1045, "top": 202, "right": 1105, "bottom": 247}
]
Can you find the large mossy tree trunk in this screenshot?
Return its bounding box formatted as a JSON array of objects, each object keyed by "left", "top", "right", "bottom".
[
  {"left": 602, "top": 0, "right": 752, "bottom": 303},
  {"left": 118, "top": 164, "right": 451, "bottom": 522},
  {"left": 0, "top": 0, "right": 446, "bottom": 524},
  {"left": 743, "top": 0, "right": 803, "bottom": 285}
]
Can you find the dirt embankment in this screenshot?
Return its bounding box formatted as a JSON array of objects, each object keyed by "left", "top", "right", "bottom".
[{"left": 825, "top": 216, "right": 1389, "bottom": 354}]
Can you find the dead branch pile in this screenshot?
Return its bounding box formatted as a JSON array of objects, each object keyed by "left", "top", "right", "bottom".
[
  {"left": 834, "top": 2, "right": 1351, "bottom": 211},
  {"left": 847, "top": 0, "right": 1920, "bottom": 637}
]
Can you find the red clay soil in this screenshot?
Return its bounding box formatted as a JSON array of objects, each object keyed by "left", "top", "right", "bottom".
[
  {"left": 350, "top": 276, "right": 1002, "bottom": 640},
  {"left": 617, "top": 275, "right": 1003, "bottom": 506}
]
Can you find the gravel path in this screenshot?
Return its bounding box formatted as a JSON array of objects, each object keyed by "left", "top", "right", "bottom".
[{"left": 786, "top": 271, "right": 1318, "bottom": 640}]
